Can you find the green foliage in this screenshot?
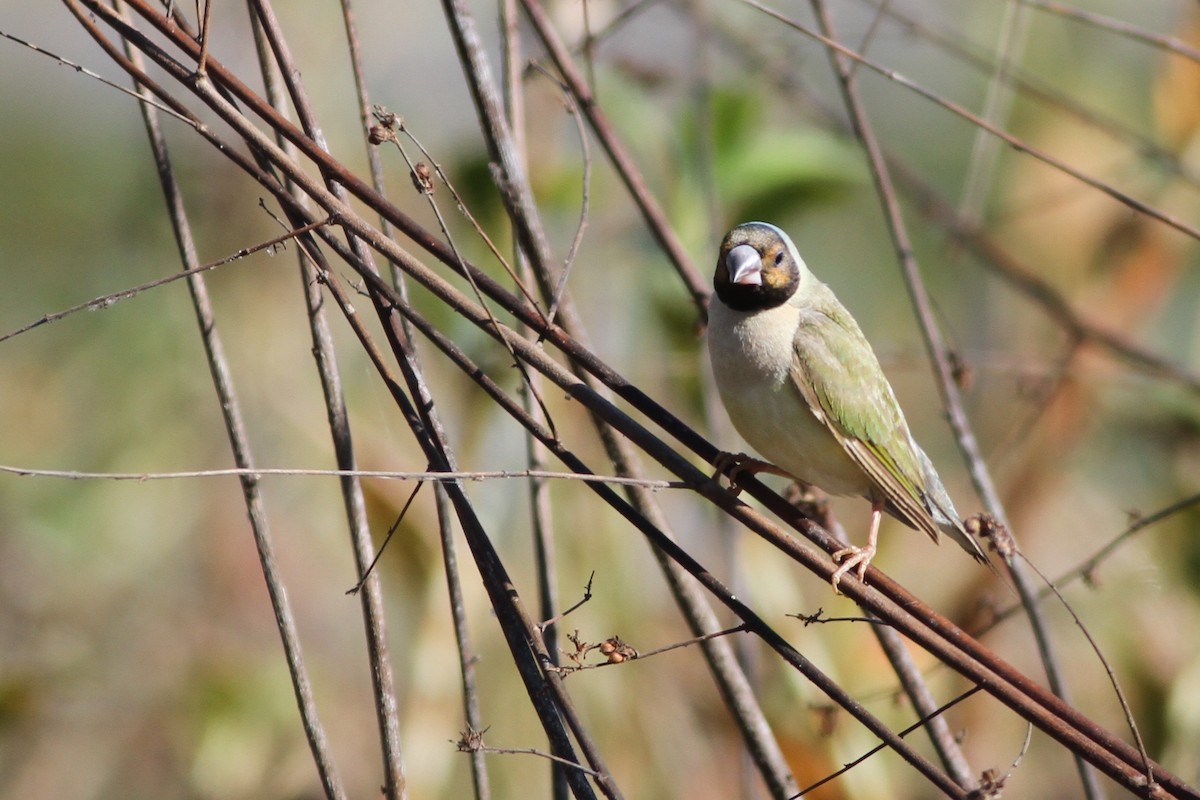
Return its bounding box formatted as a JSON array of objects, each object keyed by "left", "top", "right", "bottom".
[{"left": 686, "top": 88, "right": 864, "bottom": 225}]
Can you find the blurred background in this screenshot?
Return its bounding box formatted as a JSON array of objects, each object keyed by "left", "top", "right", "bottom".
[{"left": 1, "top": 1, "right": 1199, "bottom": 798}]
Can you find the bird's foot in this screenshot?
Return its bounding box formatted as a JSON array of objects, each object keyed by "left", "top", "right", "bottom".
[
  {"left": 829, "top": 542, "right": 877, "bottom": 594},
  {"left": 712, "top": 452, "right": 791, "bottom": 496}
]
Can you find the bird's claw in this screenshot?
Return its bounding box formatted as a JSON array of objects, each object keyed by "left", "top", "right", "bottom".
[
  {"left": 712, "top": 452, "right": 753, "bottom": 496},
  {"left": 829, "top": 543, "right": 876, "bottom": 594},
  {"left": 712, "top": 451, "right": 791, "bottom": 496}
]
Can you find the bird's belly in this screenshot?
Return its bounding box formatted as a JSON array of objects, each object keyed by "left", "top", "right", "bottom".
[
  {"left": 719, "top": 376, "right": 871, "bottom": 497},
  {"left": 709, "top": 314, "right": 871, "bottom": 497}
]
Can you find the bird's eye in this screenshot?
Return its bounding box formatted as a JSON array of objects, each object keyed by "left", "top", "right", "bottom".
[{"left": 774, "top": 251, "right": 785, "bottom": 266}]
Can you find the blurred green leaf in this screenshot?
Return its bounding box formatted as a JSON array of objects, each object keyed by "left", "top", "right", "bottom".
[{"left": 681, "top": 88, "right": 864, "bottom": 223}]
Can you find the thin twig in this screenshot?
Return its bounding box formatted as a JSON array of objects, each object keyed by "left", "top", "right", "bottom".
[
  {"left": 369, "top": 110, "right": 543, "bottom": 314},
  {"left": 0, "top": 464, "right": 684, "bottom": 487},
  {"left": 791, "top": 607, "right": 885, "bottom": 626},
  {"left": 537, "top": 573, "right": 596, "bottom": 632},
  {"left": 456, "top": 728, "right": 607, "bottom": 780},
  {"left": 1019, "top": 554, "right": 1155, "bottom": 792},
  {"left": 523, "top": 63, "right": 592, "bottom": 330},
  {"left": 0, "top": 217, "right": 328, "bottom": 345},
  {"left": 1072, "top": 493, "right": 1200, "bottom": 586},
  {"left": 374, "top": 118, "right": 559, "bottom": 439},
  {"left": 1019, "top": 0, "right": 1200, "bottom": 63},
  {"left": 471, "top": 746, "right": 606, "bottom": 780},
  {"left": 558, "top": 624, "right": 750, "bottom": 673},
  {"left": 0, "top": 27, "right": 196, "bottom": 125},
  {"left": 195, "top": 0, "right": 213, "bottom": 75},
  {"left": 346, "top": 479, "right": 425, "bottom": 595},
  {"left": 985, "top": 491, "right": 1200, "bottom": 631},
  {"left": 795, "top": 686, "right": 986, "bottom": 798}
]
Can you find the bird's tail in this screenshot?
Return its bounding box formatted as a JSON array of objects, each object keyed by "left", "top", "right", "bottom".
[{"left": 917, "top": 447, "right": 990, "bottom": 565}]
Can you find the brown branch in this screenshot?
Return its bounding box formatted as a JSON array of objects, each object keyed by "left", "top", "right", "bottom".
[{"left": 1019, "top": 0, "right": 1200, "bottom": 63}]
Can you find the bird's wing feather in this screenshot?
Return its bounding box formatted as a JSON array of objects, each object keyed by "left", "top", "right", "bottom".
[{"left": 788, "top": 291, "right": 941, "bottom": 542}]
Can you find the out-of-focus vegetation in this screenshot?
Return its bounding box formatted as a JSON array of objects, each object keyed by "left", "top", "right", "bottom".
[{"left": 1, "top": 1, "right": 1199, "bottom": 798}]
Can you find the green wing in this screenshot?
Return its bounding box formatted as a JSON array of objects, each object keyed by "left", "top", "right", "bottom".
[{"left": 788, "top": 286, "right": 940, "bottom": 542}]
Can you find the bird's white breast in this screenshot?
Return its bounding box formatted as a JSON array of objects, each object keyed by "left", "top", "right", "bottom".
[{"left": 707, "top": 297, "right": 872, "bottom": 496}]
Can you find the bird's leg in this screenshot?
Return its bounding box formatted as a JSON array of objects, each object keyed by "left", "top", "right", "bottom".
[
  {"left": 830, "top": 501, "right": 882, "bottom": 593},
  {"left": 712, "top": 452, "right": 793, "bottom": 495}
]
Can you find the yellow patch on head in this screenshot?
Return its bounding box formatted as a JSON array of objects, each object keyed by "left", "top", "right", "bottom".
[
  {"left": 762, "top": 246, "right": 791, "bottom": 288},
  {"left": 766, "top": 271, "right": 791, "bottom": 290}
]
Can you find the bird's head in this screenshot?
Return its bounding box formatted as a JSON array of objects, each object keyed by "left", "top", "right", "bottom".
[{"left": 713, "top": 222, "right": 807, "bottom": 312}]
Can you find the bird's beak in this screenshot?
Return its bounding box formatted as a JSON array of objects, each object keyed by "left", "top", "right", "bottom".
[{"left": 726, "top": 244, "right": 762, "bottom": 286}]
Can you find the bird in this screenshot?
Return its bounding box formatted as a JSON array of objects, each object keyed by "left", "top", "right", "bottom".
[{"left": 706, "top": 221, "right": 989, "bottom": 592}]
